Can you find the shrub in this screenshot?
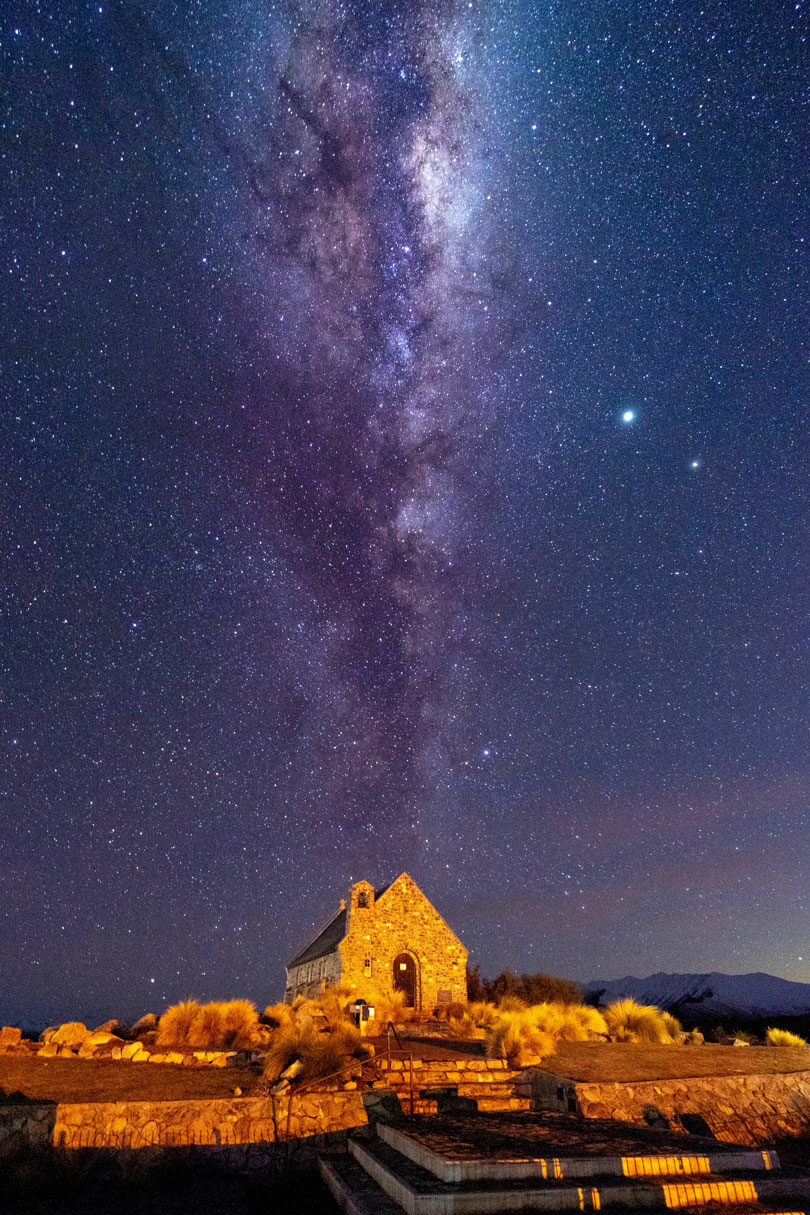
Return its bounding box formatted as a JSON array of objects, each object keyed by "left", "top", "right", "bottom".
[
  {"left": 194, "top": 1003, "right": 225, "bottom": 1048},
  {"left": 156, "top": 999, "right": 260, "bottom": 1050},
  {"left": 766, "top": 1027, "right": 809, "bottom": 1048},
  {"left": 603, "top": 999, "right": 681, "bottom": 1044},
  {"left": 369, "top": 988, "right": 416, "bottom": 1025},
  {"left": 263, "top": 1002, "right": 296, "bottom": 1030},
  {"left": 485, "top": 1009, "right": 556, "bottom": 1067},
  {"left": 219, "top": 999, "right": 259, "bottom": 1049},
  {"left": 532, "top": 1002, "right": 608, "bottom": 1042},
  {"left": 488, "top": 971, "right": 582, "bottom": 1006},
  {"left": 263, "top": 1011, "right": 366, "bottom": 1086},
  {"left": 447, "top": 1010, "right": 479, "bottom": 1039},
  {"left": 155, "top": 1001, "right": 201, "bottom": 1048}
]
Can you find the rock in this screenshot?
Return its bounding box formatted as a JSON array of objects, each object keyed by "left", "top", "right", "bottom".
[
  {"left": 0, "top": 1026, "right": 23, "bottom": 1049},
  {"left": 39, "top": 1026, "right": 57, "bottom": 1043},
  {"left": 50, "top": 1022, "right": 90, "bottom": 1049},
  {"left": 77, "top": 1032, "right": 125, "bottom": 1058},
  {"left": 130, "top": 1013, "right": 157, "bottom": 1036},
  {"left": 279, "top": 1059, "right": 305, "bottom": 1081},
  {"left": 57, "top": 1046, "right": 75, "bottom": 1057},
  {"left": 121, "top": 1041, "right": 142, "bottom": 1060},
  {"left": 38, "top": 1043, "right": 59, "bottom": 1057},
  {"left": 233, "top": 1087, "right": 242, "bottom": 1097},
  {"left": 93, "top": 1019, "right": 129, "bottom": 1038},
  {"left": 733, "top": 1038, "right": 751, "bottom": 1047},
  {"left": 86, "top": 1031, "right": 125, "bottom": 1048}
]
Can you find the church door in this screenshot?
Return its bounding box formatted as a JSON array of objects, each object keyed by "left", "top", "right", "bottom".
[{"left": 393, "top": 952, "right": 417, "bottom": 1008}]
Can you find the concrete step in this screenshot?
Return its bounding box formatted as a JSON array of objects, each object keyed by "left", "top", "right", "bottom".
[
  {"left": 347, "top": 1134, "right": 810, "bottom": 1215},
  {"left": 377, "top": 1124, "right": 782, "bottom": 1185},
  {"left": 319, "top": 1151, "right": 404, "bottom": 1215}
]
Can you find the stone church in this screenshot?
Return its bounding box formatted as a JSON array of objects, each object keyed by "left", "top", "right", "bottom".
[{"left": 284, "top": 872, "right": 468, "bottom": 1013}]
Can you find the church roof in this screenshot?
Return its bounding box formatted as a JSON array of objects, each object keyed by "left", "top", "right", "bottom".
[{"left": 286, "top": 881, "right": 392, "bottom": 969}]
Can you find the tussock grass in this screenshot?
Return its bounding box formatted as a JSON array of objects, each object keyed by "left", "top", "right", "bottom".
[
  {"left": 448, "top": 999, "right": 607, "bottom": 1058},
  {"left": 603, "top": 999, "right": 681, "bottom": 1044},
  {"left": 766, "top": 1027, "right": 809, "bottom": 1048},
  {"left": 370, "top": 988, "right": 416, "bottom": 1025},
  {"left": 485, "top": 1009, "right": 557, "bottom": 1067},
  {"left": 262, "top": 1010, "right": 365, "bottom": 1086},
  {"left": 155, "top": 1001, "right": 200, "bottom": 1049},
  {"left": 156, "top": 999, "right": 260, "bottom": 1050}
]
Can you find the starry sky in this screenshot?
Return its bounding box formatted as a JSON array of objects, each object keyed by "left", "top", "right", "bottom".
[{"left": 2, "top": 0, "right": 808, "bottom": 1029}]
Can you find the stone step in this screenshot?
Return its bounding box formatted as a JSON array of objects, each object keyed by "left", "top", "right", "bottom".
[
  {"left": 377, "top": 1124, "right": 782, "bottom": 1185},
  {"left": 347, "top": 1135, "right": 810, "bottom": 1215}
]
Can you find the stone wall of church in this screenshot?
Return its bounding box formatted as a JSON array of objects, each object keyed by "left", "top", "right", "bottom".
[
  {"left": 339, "top": 873, "right": 467, "bottom": 1012},
  {"left": 284, "top": 949, "right": 342, "bottom": 1002}
]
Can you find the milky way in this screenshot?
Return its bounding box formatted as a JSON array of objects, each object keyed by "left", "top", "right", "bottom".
[
  {"left": 2, "top": 0, "right": 808, "bottom": 1026},
  {"left": 222, "top": 0, "right": 510, "bottom": 849}
]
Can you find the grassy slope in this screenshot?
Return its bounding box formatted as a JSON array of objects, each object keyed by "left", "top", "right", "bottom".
[
  {"left": 542, "top": 1041, "right": 810, "bottom": 1082},
  {"left": 0, "top": 1055, "right": 262, "bottom": 1104}
]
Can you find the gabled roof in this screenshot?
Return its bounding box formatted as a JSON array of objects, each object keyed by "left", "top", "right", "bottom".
[
  {"left": 286, "top": 907, "right": 346, "bottom": 969},
  {"left": 286, "top": 881, "right": 391, "bottom": 970}
]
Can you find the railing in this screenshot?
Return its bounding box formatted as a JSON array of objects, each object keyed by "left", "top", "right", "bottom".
[{"left": 277, "top": 1020, "right": 417, "bottom": 1139}]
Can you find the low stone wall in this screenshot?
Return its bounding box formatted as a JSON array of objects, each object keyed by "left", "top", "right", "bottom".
[
  {"left": 533, "top": 1069, "right": 810, "bottom": 1145},
  {"left": 0, "top": 1090, "right": 367, "bottom": 1160}
]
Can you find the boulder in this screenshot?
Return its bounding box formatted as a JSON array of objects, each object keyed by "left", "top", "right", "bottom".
[
  {"left": 130, "top": 1013, "right": 157, "bottom": 1036},
  {"left": 39, "top": 1026, "right": 57, "bottom": 1043},
  {"left": 0, "top": 1027, "right": 22, "bottom": 1049},
  {"left": 93, "top": 1019, "right": 128, "bottom": 1038},
  {"left": 121, "top": 1042, "right": 142, "bottom": 1060},
  {"left": 50, "top": 1022, "right": 90, "bottom": 1049},
  {"left": 38, "top": 1043, "right": 59, "bottom": 1057},
  {"left": 86, "top": 1031, "right": 125, "bottom": 1048}
]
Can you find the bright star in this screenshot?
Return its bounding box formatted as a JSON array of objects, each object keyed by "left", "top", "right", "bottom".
[
  {"left": 621, "top": 410, "right": 635, "bottom": 423},
  {"left": 689, "top": 459, "right": 700, "bottom": 469}
]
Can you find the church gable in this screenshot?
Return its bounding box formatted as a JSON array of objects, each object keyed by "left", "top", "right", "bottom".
[
  {"left": 340, "top": 872, "right": 467, "bottom": 1012},
  {"left": 284, "top": 872, "right": 467, "bottom": 1010}
]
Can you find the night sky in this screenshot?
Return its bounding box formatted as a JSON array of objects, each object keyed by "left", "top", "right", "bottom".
[{"left": 2, "top": 0, "right": 808, "bottom": 1029}]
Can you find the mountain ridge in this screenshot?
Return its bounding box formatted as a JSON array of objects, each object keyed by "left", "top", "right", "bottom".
[{"left": 585, "top": 970, "right": 810, "bottom": 1018}]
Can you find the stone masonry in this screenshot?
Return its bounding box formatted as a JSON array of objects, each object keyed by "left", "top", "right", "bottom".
[
  {"left": 285, "top": 872, "right": 467, "bottom": 1012},
  {"left": 532, "top": 1067, "right": 810, "bottom": 1146}
]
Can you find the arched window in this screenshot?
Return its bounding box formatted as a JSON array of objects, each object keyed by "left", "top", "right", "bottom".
[{"left": 357, "top": 891, "right": 368, "bottom": 908}]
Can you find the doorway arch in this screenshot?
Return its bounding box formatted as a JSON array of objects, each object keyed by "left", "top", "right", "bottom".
[{"left": 392, "top": 952, "right": 418, "bottom": 1009}]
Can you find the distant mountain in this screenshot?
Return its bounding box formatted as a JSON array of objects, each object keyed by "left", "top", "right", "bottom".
[{"left": 585, "top": 972, "right": 810, "bottom": 1019}]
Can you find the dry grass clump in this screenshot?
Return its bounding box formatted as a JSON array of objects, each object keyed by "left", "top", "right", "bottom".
[
  {"left": 766, "top": 1027, "right": 809, "bottom": 1048},
  {"left": 448, "top": 999, "right": 607, "bottom": 1056},
  {"left": 369, "top": 988, "right": 416, "bottom": 1025},
  {"left": 480, "top": 1000, "right": 609, "bottom": 1066},
  {"left": 156, "top": 999, "right": 259, "bottom": 1050},
  {"left": 155, "top": 1001, "right": 200, "bottom": 1048},
  {"left": 262, "top": 1009, "right": 366, "bottom": 1086},
  {"left": 485, "top": 1009, "right": 556, "bottom": 1067},
  {"left": 603, "top": 999, "right": 681, "bottom": 1044}
]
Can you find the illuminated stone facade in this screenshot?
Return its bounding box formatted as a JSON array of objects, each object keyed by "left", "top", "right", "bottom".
[{"left": 284, "top": 872, "right": 467, "bottom": 1013}]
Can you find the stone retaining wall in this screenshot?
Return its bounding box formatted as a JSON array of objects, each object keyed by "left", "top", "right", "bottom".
[
  {"left": 533, "top": 1069, "right": 810, "bottom": 1145},
  {"left": 0, "top": 1090, "right": 367, "bottom": 1159}
]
